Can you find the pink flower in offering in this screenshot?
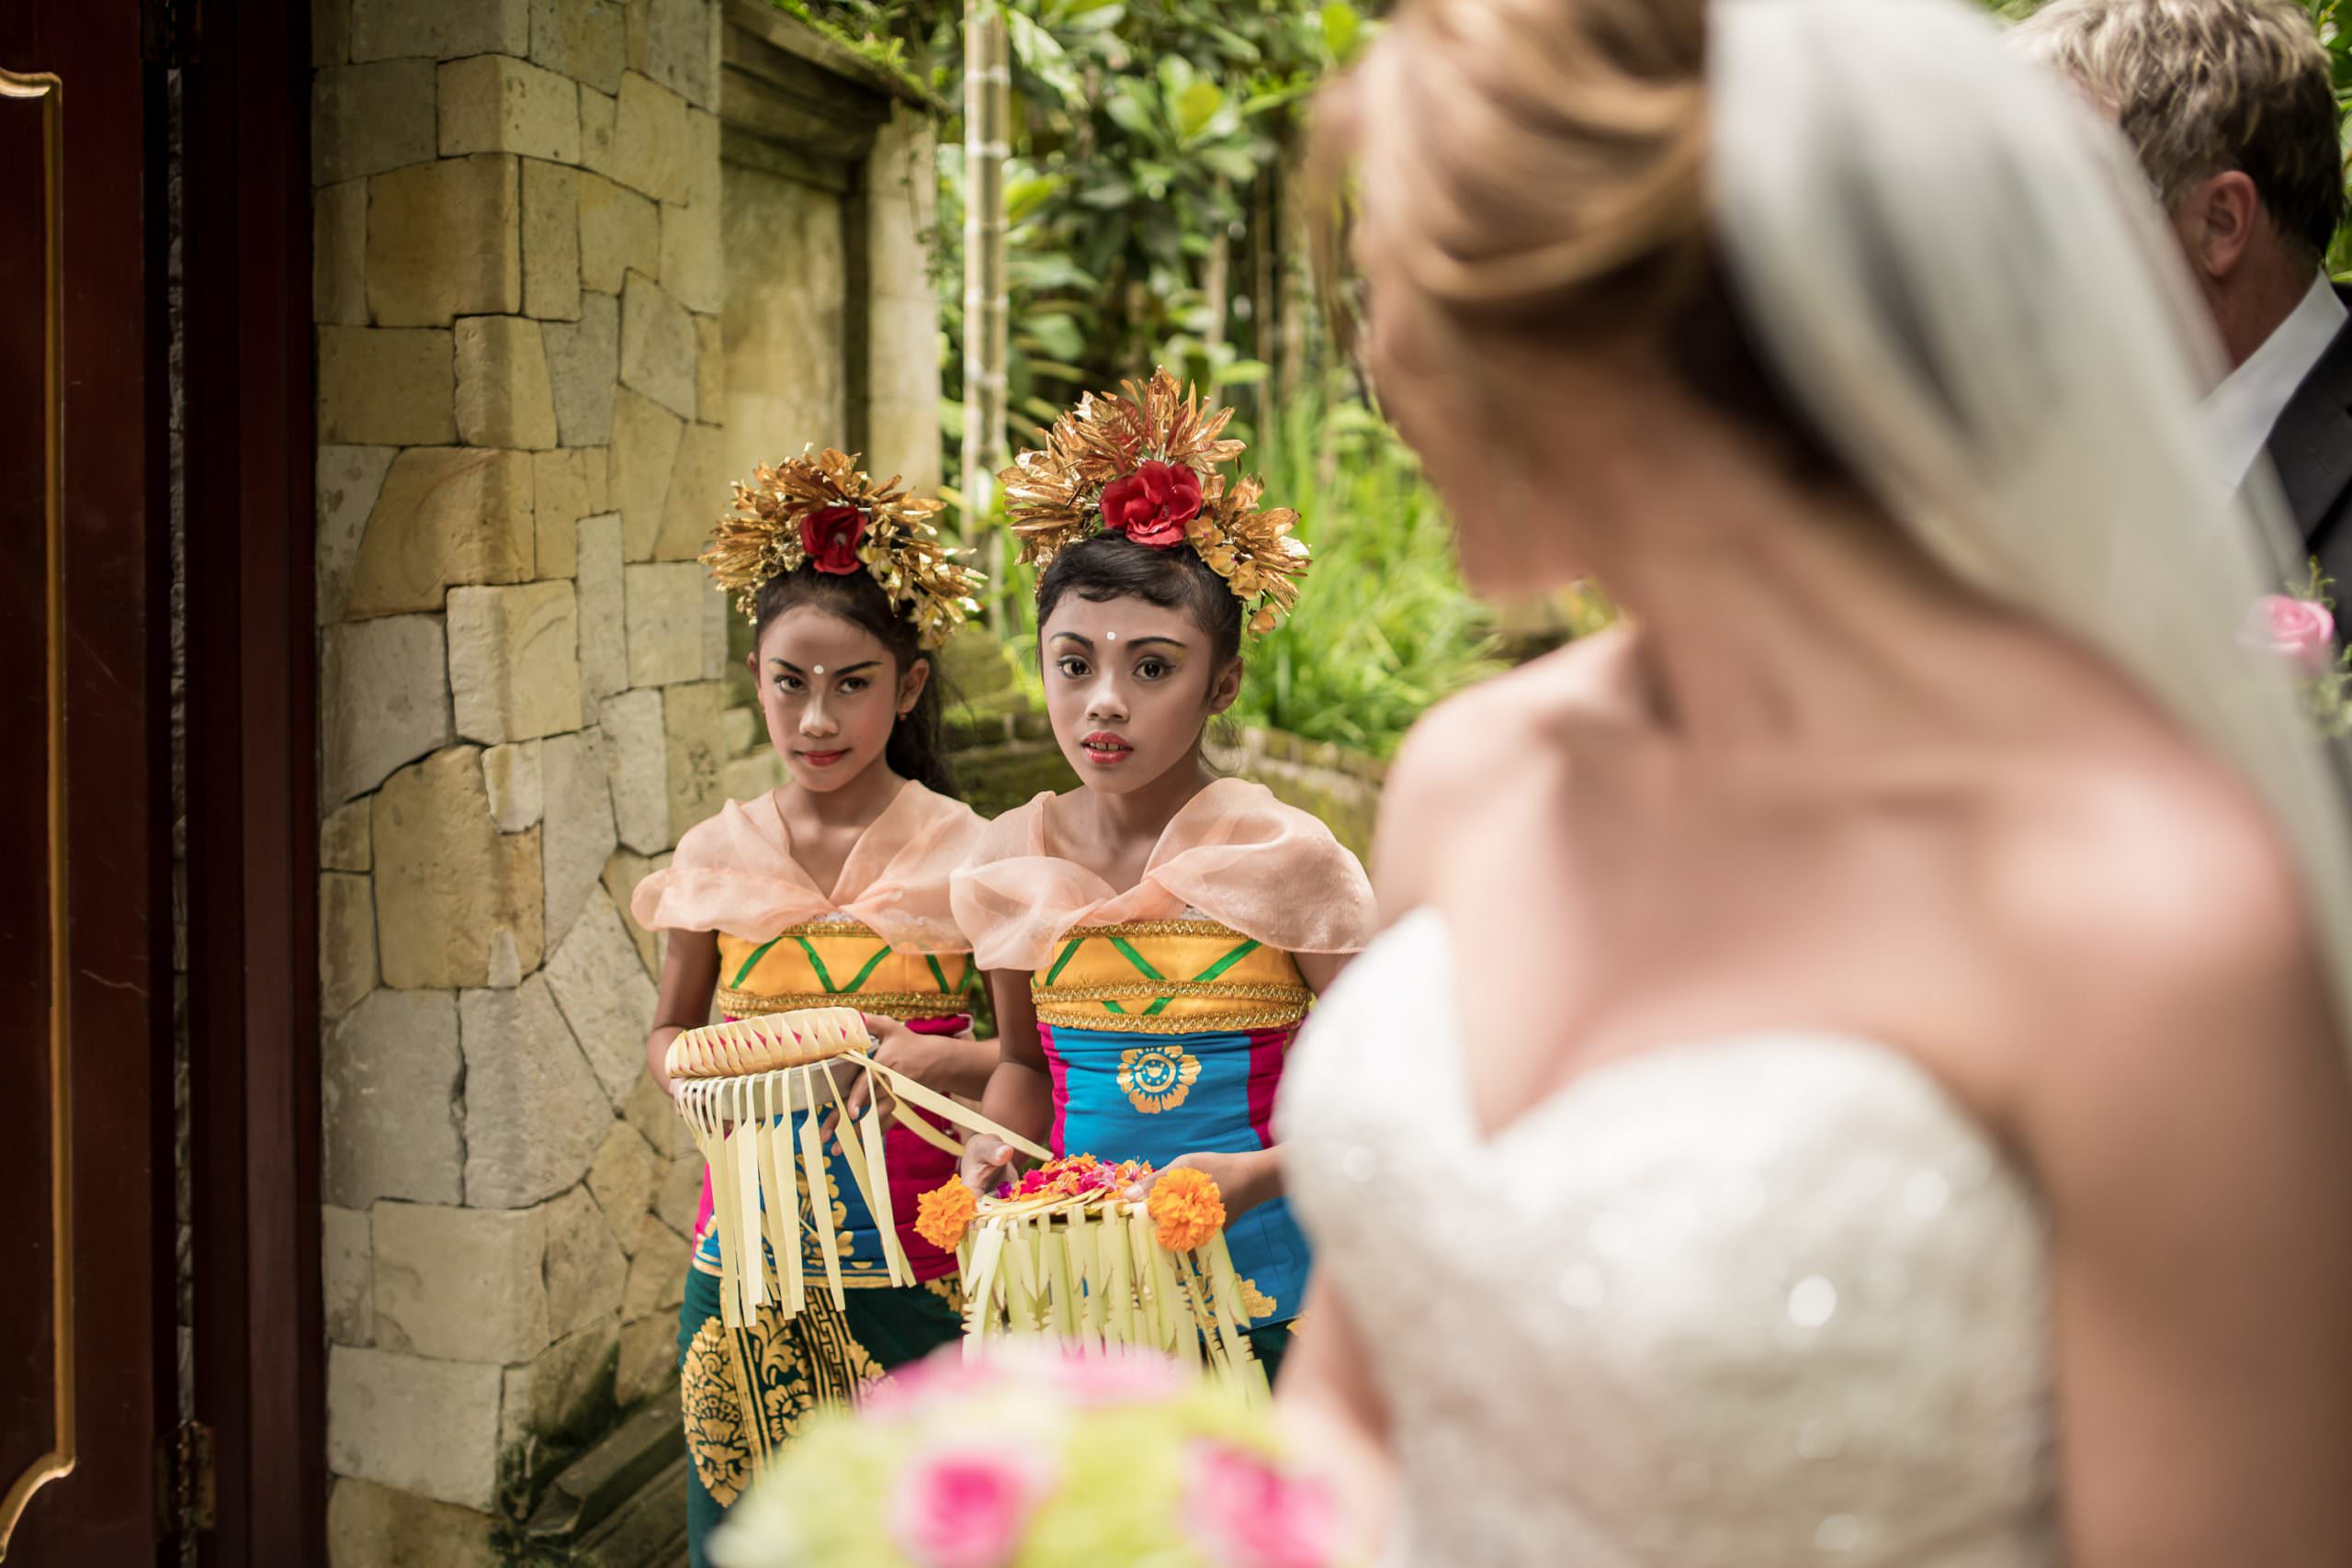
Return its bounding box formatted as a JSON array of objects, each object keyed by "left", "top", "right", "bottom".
[
  {"left": 2243, "top": 593, "right": 2336, "bottom": 676},
  {"left": 888, "top": 1445, "right": 1046, "bottom": 1568},
  {"left": 1185, "top": 1443, "right": 1342, "bottom": 1568}
]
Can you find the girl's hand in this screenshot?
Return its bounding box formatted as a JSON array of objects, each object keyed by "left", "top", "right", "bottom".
[
  {"left": 1125, "top": 1149, "right": 1280, "bottom": 1219},
  {"left": 961, "top": 1133, "right": 1025, "bottom": 1195},
  {"left": 815, "top": 1013, "right": 948, "bottom": 1145}
]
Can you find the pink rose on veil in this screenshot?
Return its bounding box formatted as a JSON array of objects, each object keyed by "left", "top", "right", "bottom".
[{"left": 2242, "top": 593, "right": 2336, "bottom": 676}]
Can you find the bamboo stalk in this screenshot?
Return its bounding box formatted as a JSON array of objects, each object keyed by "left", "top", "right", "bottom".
[{"left": 962, "top": 0, "right": 1012, "bottom": 626}]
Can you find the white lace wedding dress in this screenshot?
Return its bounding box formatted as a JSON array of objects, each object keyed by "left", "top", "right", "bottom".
[{"left": 1278, "top": 910, "right": 2060, "bottom": 1565}]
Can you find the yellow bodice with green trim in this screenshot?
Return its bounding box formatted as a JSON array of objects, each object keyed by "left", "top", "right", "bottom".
[
  {"left": 715, "top": 921, "right": 978, "bottom": 1020},
  {"left": 1030, "top": 920, "right": 1310, "bottom": 1034}
]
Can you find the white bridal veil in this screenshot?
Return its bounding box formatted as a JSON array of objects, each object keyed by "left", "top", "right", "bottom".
[{"left": 1711, "top": 0, "right": 2352, "bottom": 1031}]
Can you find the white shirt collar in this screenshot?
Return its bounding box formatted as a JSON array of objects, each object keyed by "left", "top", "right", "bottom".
[{"left": 2205, "top": 270, "right": 2346, "bottom": 491}]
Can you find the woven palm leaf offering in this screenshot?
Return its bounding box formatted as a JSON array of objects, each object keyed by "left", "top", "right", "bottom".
[
  {"left": 911, "top": 1156, "right": 1272, "bottom": 1405},
  {"left": 667, "top": 1008, "right": 1049, "bottom": 1330}
]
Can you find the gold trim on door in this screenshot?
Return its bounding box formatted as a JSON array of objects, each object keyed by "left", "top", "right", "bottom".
[{"left": 0, "top": 63, "right": 74, "bottom": 1562}]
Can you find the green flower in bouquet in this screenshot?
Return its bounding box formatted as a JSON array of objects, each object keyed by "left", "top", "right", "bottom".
[{"left": 710, "top": 1345, "right": 1354, "bottom": 1568}]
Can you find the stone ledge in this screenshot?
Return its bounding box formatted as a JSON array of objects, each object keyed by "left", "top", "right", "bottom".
[{"left": 522, "top": 1399, "right": 684, "bottom": 1547}]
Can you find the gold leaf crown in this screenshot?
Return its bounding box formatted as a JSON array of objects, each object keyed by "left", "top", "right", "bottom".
[
  {"left": 702, "top": 448, "right": 985, "bottom": 650},
  {"left": 1000, "top": 368, "right": 1309, "bottom": 636}
]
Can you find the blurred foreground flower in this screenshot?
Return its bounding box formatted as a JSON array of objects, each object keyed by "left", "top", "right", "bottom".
[{"left": 710, "top": 1342, "right": 1354, "bottom": 1568}]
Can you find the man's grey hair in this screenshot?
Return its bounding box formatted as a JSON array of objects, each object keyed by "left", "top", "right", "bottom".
[{"left": 2012, "top": 0, "right": 2345, "bottom": 259}]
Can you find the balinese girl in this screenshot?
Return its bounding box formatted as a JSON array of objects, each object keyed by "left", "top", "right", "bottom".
[
  {"left": 630, "top": 452, "right": 989, "bottom": 1567},
  {"left": 938, "top": 371, "right": 1376, "bottom": 1380}
]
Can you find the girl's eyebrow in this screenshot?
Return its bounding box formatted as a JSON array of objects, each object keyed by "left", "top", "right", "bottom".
[
  {"left": 1046, "top": 632, "right": 1192, "bottom": 652},
  {"left": 766, "top": 658, "right": 882, "bottom": 675}
]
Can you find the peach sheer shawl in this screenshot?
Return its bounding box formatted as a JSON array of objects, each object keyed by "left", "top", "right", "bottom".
[
  {"left": 949, "top": 778, "right": 1377, "bottom": 974},
  {"left": 631, "top": 781, "right": 983, "bottom": 954}
]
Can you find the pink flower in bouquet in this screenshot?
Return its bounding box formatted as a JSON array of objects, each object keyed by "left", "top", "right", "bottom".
[
  {"left": 863, "top": 1353, "right": 1002, "bottom": 1420},
  {"left": 1185, "top": 1442, "right": 1343, "bottom": 1568},
  {"left": 1045, "top": 1345, "right": 1187, "bottom": 1408},
  {"left": 2242, "top": 593, "right": 2335, "bottom": 676},
  {"left": 889, "top": 1445, "right": 1046, "bottom": 1568}
]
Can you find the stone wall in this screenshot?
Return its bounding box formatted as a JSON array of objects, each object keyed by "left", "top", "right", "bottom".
[{"left": 310, "top": 2, "right": 938, "bottom": 1558}]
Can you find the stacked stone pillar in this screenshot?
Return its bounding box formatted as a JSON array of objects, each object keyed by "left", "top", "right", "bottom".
[{"left": 311, "top": 0, "right": 735, "bottom": 1556}]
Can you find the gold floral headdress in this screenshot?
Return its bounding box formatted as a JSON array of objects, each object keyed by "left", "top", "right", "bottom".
[
  {"left": 702, "top": 448, "right": 985, "bottom": 650},
  {"left": 1000, "top": 368, "right": 1309, "bottom": 636}
]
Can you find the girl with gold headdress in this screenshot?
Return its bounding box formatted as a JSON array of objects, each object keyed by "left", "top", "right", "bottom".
[
  {"left": 629, "top": 451, "right": 988, "bottom": 1567},
  {"left": 930, "top": 370, "right": 1377, "bottom": 1379}
]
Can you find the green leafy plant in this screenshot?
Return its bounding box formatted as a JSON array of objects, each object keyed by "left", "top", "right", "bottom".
[{"left": 1226, "top": 391, "right": 1502, "bottom": 757}]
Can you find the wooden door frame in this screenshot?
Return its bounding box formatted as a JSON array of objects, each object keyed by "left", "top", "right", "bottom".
[
  {"left": 1, "top": 5, "right": 324, "bottom": 1561},
  {"left": 0, "top": 5, "right": 174, "bottom": 1562},
  {"left": 176, "top": 0, "right": 329, "bottom": 1561}
]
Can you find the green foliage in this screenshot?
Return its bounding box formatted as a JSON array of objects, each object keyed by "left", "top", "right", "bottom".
[
  {"left": 2307, "top": 0, "right": 2352, "bottom": 276},
  {"left": 899, "top": 0, "right": 1375, "bottom": 463},
  {"left": 1227, "top": 392, "right": 1503, "bottom": 757},
  {"left": 783, "top": 0, "right": 1374, "bottom": 534},
  {"left": 763, "top": 0, "right": 936, "bottom": 94}
]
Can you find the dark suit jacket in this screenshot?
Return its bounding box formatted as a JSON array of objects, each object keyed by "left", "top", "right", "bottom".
[{"left": 2265, "top": 285, "right": 2352, "bottom": 587}]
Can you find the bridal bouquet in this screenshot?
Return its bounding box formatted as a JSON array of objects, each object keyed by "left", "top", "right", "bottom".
[
  {"left": 2244, "top": 559, "right": 2352, "bottom": 739},
  {"left": 708, "top": 1343, "right": 1352, "bottom": 1568}
]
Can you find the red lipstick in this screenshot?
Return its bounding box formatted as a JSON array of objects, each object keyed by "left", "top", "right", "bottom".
[{"left": 1079, "top": 730, "right": 1135, "bottom": 768}]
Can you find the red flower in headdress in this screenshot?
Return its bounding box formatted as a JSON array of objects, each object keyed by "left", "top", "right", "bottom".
[
  {"left": 1099, "top": 461, "right": 1203, "bottom": 547},
  {"left": 800, "top": 504, "right": 868, "bottom": 574}
]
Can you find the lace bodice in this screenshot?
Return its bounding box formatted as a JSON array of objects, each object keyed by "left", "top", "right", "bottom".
[{"left": 1278, "top": 911, "right": 2058, "bottom": 1566}]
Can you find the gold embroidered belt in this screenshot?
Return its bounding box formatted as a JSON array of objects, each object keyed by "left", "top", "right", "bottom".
[{"left": 1031, "top": 920, "right": 1311, "bottom": 1035}]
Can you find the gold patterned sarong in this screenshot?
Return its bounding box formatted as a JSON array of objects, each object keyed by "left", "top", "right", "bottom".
[{"left": 680, "top": 1272, "right": 963, "bottom": 1506}]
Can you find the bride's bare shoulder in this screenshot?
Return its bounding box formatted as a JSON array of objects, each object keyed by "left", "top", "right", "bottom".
[
  {"left": 1371, "top": 630, "right": 1640, "bottom": 912},
  {"left": 1991, "top": 749, "right": 2335, "bottom": 1108}
]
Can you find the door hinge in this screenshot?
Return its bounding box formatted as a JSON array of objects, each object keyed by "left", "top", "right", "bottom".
[
  {"left": 161, "top": 1419, "right": 216, "bottom": 1536},
  {"left": 141, "top": 0, "right": 205, "bottom": 66}
]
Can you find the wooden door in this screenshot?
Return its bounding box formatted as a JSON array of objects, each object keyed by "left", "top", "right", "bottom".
[{"left": 0, "top": 5, "right": 171, "bottom": 1565}]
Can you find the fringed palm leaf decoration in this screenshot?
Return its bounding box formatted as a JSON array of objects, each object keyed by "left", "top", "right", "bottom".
[{"left": 666, "top": 1009, "right": 1050, "bottom": 1330}]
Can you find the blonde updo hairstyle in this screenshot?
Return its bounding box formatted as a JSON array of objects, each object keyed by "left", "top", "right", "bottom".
[{"left": 1317, "top": 0, "right": 1845, "bottom": 481}]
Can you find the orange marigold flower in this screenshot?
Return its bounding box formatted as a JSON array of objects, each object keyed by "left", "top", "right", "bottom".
[
  {"left": 1148, "top": 1167, "right": 1226, "bottom": 1252},
  {"left": 913, "top": 1179, "right": 977, "bottom": 1252}
]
